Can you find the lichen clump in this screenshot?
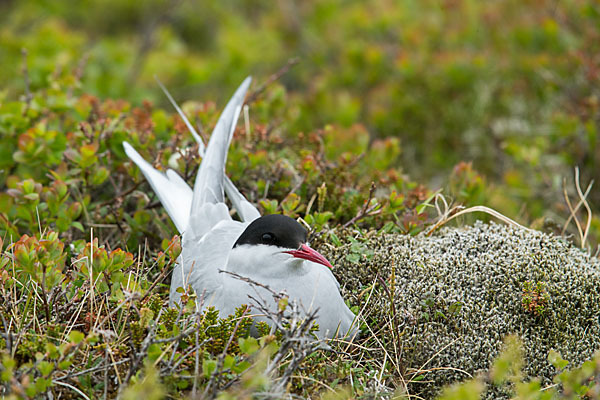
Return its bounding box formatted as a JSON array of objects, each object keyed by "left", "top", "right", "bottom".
[{"left": 324, "top": 221, "right": 600, "bottom": 398}]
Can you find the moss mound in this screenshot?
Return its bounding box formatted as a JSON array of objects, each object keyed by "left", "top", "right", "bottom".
[{"left": 324, "top": 221, "right": 600, "bottom": 398}]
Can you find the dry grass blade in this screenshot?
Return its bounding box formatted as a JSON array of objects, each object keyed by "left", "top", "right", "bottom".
[
  {"left": 427, "top": 192, "right": 534, "bottom": 236},
  {"left": 406, "top": 337, "right": 462, "bottom": 382},
  {"left": 561, "top": 167, "right": 594, "bottom": 249},
  {"left": 53, "top": 380, "right": 92, "bottom": 400}
]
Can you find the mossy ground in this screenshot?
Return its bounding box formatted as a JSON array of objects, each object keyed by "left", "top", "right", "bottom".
[{"left": 322, "top": 222, "right": 600, "bottom": 398}]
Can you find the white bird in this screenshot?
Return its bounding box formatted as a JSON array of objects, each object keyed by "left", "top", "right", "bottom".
[{"left": 122, "top": 77, "right": 357, "bottom": 339}]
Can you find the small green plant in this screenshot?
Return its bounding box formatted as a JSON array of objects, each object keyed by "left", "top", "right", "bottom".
[
  {"left": 419, "top": 292, "right": 463, "bottom": 323},
  {"left": 522, "top": 281, "right": 550, "bottom": 317},
  {"left": 345, "top": 236, "right": 375, "bottom": 264},
  {"left": 436, "top": 336, "right": 600, "bottom": 399}
]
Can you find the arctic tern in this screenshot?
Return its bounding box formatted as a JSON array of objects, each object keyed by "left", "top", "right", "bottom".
[{"left": 123, "top": 77, "right": 357, "bottom": 339}]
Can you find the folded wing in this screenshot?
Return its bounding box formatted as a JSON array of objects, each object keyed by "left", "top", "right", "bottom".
[{"left": 170, "top": 219, "right": 248, "bottom": 306}]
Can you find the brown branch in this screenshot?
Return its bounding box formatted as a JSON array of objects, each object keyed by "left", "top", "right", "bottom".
[
  {"left": 98, "top": 180, "right": 143, "bottom": 207},
  {"left": 127, "top": 0, "right": 183, "bottom": 85},
  {"left": 138, "top": 266, "right": 171, "bottom": 304},
  {"left": 21, "top": 48, "right": 33, "bottom": 116},
  {"left": 246, "top": 57, "right": 300, "bottom": 104},
  {"left": 343, "top": 182, "right": 380, "bottom": 228}
]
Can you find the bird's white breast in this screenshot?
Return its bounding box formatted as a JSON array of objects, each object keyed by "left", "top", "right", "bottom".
[{"left": 216, "top": 245, "right": 357, "bottom": 338}]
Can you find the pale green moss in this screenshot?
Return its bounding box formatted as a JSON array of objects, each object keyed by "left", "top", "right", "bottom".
[{"left": 323, "top": 222, "right": 600, "bottom": 399}]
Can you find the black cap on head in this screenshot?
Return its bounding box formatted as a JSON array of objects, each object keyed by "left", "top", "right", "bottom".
[{"left": 233, "top": 214, "right": 307, "bottom": 249}]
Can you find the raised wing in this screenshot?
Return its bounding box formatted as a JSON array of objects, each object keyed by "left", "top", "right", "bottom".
[
  {"left": 122, "top": 142, "right": 192, "bottom": 233},
  {"left": 156, "top": 76, "right": 259, "bottom": 223},
  {"left": 187, "top": 77, "right": 252, "bottom": 239}
]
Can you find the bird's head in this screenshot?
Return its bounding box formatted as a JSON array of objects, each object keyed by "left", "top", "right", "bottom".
[{"left": 232, "top": 214, "right": 333, "bottom": 270}]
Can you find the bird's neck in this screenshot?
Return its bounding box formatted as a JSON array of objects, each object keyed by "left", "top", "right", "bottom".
[{"left": 227, "top": 245, "right": 309, "bottom": 280}]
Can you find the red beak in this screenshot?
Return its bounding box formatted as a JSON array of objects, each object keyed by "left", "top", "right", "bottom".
[{"left": 283, "top": 243, "right": 333, "bottom": 269}]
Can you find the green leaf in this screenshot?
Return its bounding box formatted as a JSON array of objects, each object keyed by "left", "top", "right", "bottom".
[
  {"left": 45, "top": 343, "right": 59, "bottom": 359},
  {"left": 91, "top": 167, "right": 109, "bottom": 185},
  {"left": 147, "top": 343, "right": 162, "bottom": 362},
  {"left": 329, "top": 232, "right": 342, "bottom": 247},
  {"left": 202, "top": 358, "right": 217, "bottom": 378},
  {"left": 37, "top": 361, "right": 54, "bottom": 376},
  {"left": 68, "top": 330, "right": 85, "bottom": 344},
  {"left": 55, "top": 181, "right": 68, "bottom": 198},
  {"left": 223, "top": 355, "right": 235, "bottom": 370},
  {"left": 491, "top": 335, "right": 523, "bottom": 385},
  {"left": 278, "top": 297, "right": 288, "bottom": 312},
  {"left": 437, "top": 379, "right": 484, "bottom": 400},
  {"left": 2, "top": 356, "right": 15, "bottom": 370},
  {"left": 415, "top": 188, "right": 441, "bottom": 215},
  {"left": 23, "top": 193, "right": 39, "bottom": 201},
  {"left": 238, "top": 337, "right": 259, "bottom": 355},
  {"left": 548, "top": 349, "right": 569, "bottom": 370},
  {"left": 22, "top": 179, "right": 35, "bottom": 194},
  {"left": 346, "top": 253, "right": 360, "bottom": 264},
  {"left": 232, "top": 360, "right": 251, "bottom": 374}
]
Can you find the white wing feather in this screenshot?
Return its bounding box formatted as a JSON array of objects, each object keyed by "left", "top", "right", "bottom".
[
  {"left": 186, "top": 78, "right": 252, "bottom": 239},
  {"left": 172, "top": 78, "right": 254, "bottom": 305},
  {"left": 156, "top": 76, "right": 259, "bottom": 223},
  {"left": 122, "top": 142, "right": 192, "bottom": 233},
  {"left": 154, "top": 75, "right": 205, "bottom": 154},
  {"left": 190, "top": 78, "right": 251, "bottom": 208},
  {"left": 224, "top": 178, "right": 260, "bottom": 222}
]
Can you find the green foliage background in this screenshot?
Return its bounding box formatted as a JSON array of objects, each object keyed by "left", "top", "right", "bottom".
[
  {"left": 1, "top": 0, "right": 600, "bottom": 398},
  {"left": 1, "top": 0, "right": 599, "bottom": 239}
]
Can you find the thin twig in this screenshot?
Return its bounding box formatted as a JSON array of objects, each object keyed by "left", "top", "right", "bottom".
[
  {"left": 138, "top": 263, "right": 172, "bottom": 303},
  {"left": 53, "top": 380, "right": 92, "bottom": 400},
  {"left": 98, "top": 181, "right": 143, "bottom": 207},
  {"left": 246, "top": 57, "right": 300, "bottom": 104},
  {"left": 21, "top": 48, "right": 33, "bottom": 116},
  {"left": 54, "top": 358, "right": 130, "bottom": 381},
  {"left": 343, "top": 182, "right": 380, "bottom": 228}
]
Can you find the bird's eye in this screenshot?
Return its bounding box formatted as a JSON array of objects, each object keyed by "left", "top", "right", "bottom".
[{"left": 261, "top": 233, "right": 274, "bottom": 243}]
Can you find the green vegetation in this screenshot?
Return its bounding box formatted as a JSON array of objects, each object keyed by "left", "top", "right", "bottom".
[
  {"left": 2, "top": 0, "right": 600, "bottom": 243},
  {"left": 1, "top": 0, "right": 599, "bottom": 398}
]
